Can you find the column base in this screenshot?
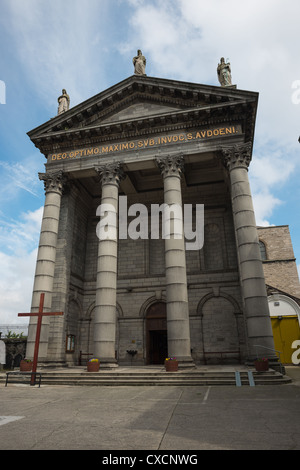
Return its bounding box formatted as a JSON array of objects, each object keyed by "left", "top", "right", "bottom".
[
  {"left": 176, "top": 357, "right": 196, "bottom": 369},
  {"left": 98, "top": 358, "right": 119, "bottom": 369}
]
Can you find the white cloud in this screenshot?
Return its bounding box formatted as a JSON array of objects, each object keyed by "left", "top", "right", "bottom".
[
  {"left": 252, "top": 193, "right": 281, "bottom": 227},
  {"left": 123, "top": 0, "right": 300, "bottom": 231},
  {"left": 0, "top": 249, "right": 37, "bottom": 325},
  {"left": 249, "top": 149, "right": 295, "bottom": 225},
  {"left": 0, "top": 156, "right": 42, "bottom": 202},
  {"left": 123, "top": 0, "right": 300, "bottom": 144},
  {"left": 6, "top": 0, "right": 111, "bottom": 110},
  {"left": 0, "top": 206, "right": 43, "bottom": 255},
  {"left": 250, "top": 152, "right": 294, "bottom": 190},
  {"left": 0, "top": 207, "right": 43, "bottom": 324}
]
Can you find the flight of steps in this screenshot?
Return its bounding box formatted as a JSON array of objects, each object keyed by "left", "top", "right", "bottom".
[{"left": 0, "top": 368, "right": 292, "bottom": 387}]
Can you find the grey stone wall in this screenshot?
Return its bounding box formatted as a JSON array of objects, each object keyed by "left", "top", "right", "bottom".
[{"left": 47, "top": 173, "right": 246, "bottom": 365}]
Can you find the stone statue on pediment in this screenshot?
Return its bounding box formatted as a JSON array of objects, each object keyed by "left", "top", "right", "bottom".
[
  {"left": 217, "top": 58, "right": 232, "bottom": 87},
  {"left": 133, "top": 50, "right": 146, "bottom": 76},
  {"left": 57, "top": 89, "right": 70, "bottom": 115}
]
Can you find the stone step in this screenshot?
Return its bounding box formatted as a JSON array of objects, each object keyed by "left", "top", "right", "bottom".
[
  {"left": 0, "top": 369, "right": 291, "bottom": 386},
  {"left": 34, "top": 372, "right": 280, "bottom": 380},
  {"left": 25, "top": 368, "right": 280, "bottom": 377}
]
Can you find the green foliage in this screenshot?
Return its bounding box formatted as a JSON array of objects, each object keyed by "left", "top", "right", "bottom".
[{"left": 5, "top": 331, "right": 27, "bottom": 339}]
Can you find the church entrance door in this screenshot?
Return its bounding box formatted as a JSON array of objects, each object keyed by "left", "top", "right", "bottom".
[{"left": 146, "top": 302, "right": 167, "bottom": 365}]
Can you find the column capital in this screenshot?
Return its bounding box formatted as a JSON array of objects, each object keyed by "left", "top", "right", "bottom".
[
  {"left": 39, "top": 170, "right": 67, "bottom": 195},
  {"left": 156, "top": 154, "right": 184, "bottom": 178},
  {"left": 95, "top": 162, "right": 125, "bottom": 186},
  {"left": 222, "top": 142, "right": 252, "bottom": 171}
]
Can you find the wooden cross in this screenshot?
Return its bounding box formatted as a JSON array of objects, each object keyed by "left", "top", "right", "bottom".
[{"left": 18, "top": 293, "right": 63, "bottom": 385}]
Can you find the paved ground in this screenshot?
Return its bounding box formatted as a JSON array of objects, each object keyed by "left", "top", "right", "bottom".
[{"left": 0, "top": 366, "right": 299, "bottom": 451}]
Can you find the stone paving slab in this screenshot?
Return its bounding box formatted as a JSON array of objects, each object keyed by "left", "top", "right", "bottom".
[{"left": 0, "top": 367, "right": 299, "bottom": 450}]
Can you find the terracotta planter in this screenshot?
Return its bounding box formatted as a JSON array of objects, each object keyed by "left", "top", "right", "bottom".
[
  {"left": 20, "top": 360, "right": 33, "bottom": 372},
  {"left": 165, "top": 360, "right": 178, "bottom": 372},
  {"left": 254, "top": 360, "right": 269, "bottom": 372},
  {"left": 87, "top": 361, "right": 100, "bottom": 372}
]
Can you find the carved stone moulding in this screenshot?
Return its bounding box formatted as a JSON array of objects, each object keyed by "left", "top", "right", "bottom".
[
  {"left": 222, "top": 142, "right": 252, "bottom": 171},
  {"left": 39, "top": 170, "right": 68, "bottom": 195},
  {"left": 156, "top": 154, "right": 185, "bottom": 178},
  {"left": 95, "top": 162, "right": 125, "bottom": 186}
]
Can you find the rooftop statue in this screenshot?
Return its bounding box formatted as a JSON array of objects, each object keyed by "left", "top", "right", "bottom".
[
  {"left": 217, "top": 58, "right": 232, "bottom": 87},
  {"left": 133, "top": 50, "right": 146, "bottom": 76},
  {"left": 57, "top": 89, "right": 70, "bottom": 115}
]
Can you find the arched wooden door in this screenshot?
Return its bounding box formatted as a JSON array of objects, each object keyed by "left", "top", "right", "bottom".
[{"left": 146, "top": 302, "right": 167, "bottom": 365}]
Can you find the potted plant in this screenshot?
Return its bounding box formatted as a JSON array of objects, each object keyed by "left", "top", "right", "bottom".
[
  {"left": 165, "top": 357, "right": 178, "bottom": 372},
  {"left": 20, "top": 359, "right": 33, "bottom": 372},
  {"left": 87, "top": 358, "right": 100, "bottom": 372},
  {"left": 254, "top": 357, "right": 269, "bottom": 372}
]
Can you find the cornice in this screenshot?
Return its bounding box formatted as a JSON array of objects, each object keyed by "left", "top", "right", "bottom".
[
  {"left": 27, "top": 75, "right": 258, "bottom": 156},
  {"left": 31, "top": 104, "right": 256, "bottom": 155}
]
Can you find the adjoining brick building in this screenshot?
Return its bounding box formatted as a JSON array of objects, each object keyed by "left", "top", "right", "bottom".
[
  {"left": 258, "top": 226, "right": 300, "bottom": 299},
  {"left": 257, "top": 226, "right": 300, "bottom": 363},
  {"left": 26, "top": 71, "right": 281, "bottom": 368}
]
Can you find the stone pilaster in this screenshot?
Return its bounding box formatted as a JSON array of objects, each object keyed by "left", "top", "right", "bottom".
[
  {"left": 26, "top": 170, "right": 67, "bottom": 361},
  {"left": 94, "top": 163, "right": 125, "bottom": 367},
  {"left": 222, "top": 143, "right": 277, "bottom": 363},
  {"left": 156, "top": 155, "right": 194, "bottom": 368}
]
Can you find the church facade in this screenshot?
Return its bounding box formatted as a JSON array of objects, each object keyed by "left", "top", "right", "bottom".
[{"left": 26, "top": 70, "right": 278, "bottom": 368}]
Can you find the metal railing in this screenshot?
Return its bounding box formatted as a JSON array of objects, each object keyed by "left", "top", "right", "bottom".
[{"left": 253, "top": 344, "right": 284, "bottom": 375}]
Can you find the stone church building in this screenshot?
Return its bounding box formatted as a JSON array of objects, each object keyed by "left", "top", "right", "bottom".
[{"left": 26, "top": 62, "right": 280, "bottom": 368}]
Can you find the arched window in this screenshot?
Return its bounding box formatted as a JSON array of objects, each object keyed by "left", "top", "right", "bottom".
[{"left": 259, "top": 241, "right": 267, "bottom": 261}]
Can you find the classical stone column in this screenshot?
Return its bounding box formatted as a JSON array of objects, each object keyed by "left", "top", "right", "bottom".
[
  {"left": 26, "top": 170, "right": 67, "bottom": 361},
  {"left": 222, "top": 143, "right": 277, "bottom": 363},
  {"left": 94, "top": 163, "right": 125, "bottom": 367},
  {"left": 156, "top": 155, "right": 194, "bottom": 368}
]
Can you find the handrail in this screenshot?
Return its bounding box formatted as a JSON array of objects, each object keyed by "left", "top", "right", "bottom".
[
  {"left": 253, "top": 344, "right": 282, "bottom": 356},
  {"left": 253, "top": 344, "right": 284, "bottom": 374},
  {"left": 78, "top": 351, "right": 94, "bottom": 366}
]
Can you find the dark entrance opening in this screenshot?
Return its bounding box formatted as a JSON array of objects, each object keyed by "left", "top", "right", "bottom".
[
  {"left": 146, "top": 302, "right": 167, "bottom": 365},
  {"left": 149, "top": 330, "right": 168, "bottom": 364}
]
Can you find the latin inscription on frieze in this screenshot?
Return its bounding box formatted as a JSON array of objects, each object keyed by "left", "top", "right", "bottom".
[{"left": 49, "top": 124, "right": 241, "bottom": 163}]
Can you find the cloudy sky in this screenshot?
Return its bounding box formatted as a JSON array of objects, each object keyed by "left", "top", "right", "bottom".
[{"left": 0, "top": 0, "right": 300, "bottom": 325}]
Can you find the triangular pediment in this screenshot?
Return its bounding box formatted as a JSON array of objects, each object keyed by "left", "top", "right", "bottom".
[
  {"left": 28, "top": 75, "right": 258, "bottom": 154},
  {"left": 93, "top": 98, "right": 184, "bottom": 126}
]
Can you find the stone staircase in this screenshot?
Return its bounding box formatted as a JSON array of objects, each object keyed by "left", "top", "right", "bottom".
[{"left": 0, "top": 367, "right": 292, "bottom": 387}]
